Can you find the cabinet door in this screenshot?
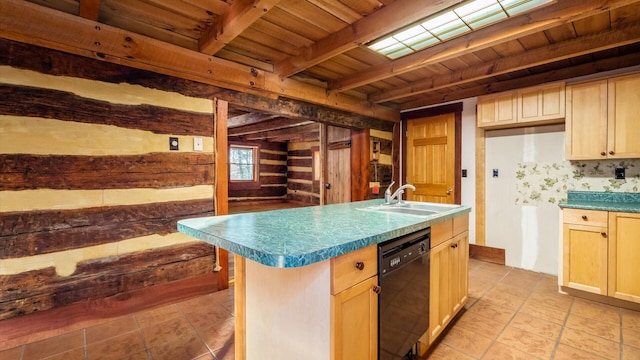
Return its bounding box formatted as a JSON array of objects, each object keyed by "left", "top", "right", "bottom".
[
  {"left": 428, "top": 240, "right": 451, "bottom": 344},
  {"left": 450, "top": 231, "right": 469, "bottom": 314},
  {"left": 565, "top": 80, "right": 608, "bottom": 160},
  {"left": 331, "top": 276, "right": 378, "bottom": 360},
  {"left": 518, "top": 82, "right": 565, "bottom": 123},
  {"left": 477, "top": 92, "right": 517, "bottom": 127},
  {"left": 562, "top": 223, "right": 608, "bottom": 294},
  {"left": 608, "top": 212, "right": 640, "bottom": 303},
  {"left": 607, "top": 73, "right": 640, "bottom": 159}
]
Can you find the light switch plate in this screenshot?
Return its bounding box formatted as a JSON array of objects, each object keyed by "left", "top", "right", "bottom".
[{"left": 194, "top": 137, "right": 203, "bottom": 151}]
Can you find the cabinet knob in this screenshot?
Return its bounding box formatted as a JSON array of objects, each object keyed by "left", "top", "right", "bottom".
[
  {"left": 609, "top": 151, "right": 615, "bottom": 155},
  {"left": 581, "top": 215, "right": 588, "bottom": 221},
  {"left": 600, "top": 151, "right": 606, "bottom": 156},
  {"left": 373, "top": 286, "right": 382, "bottom": 294},
  {"left": 601, "top": 232, "right": 607, "bottom": 238},
  {"left": 355, "top": 262, "right": 364, "bottom": 271}
]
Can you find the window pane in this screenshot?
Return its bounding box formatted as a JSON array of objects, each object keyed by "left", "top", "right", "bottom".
[{"left": 229, "top": 146, "right": 256, "bottom": 181}]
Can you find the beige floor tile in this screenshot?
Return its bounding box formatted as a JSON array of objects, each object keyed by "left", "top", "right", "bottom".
[
  {"left": 553, "top": 344, "right": 607, "bottom": 359},
  {"left": 468, "top": 276, "right": 495, "bottom": 299},
  {"left": 194, "top": 317, "right": 235, "bottom": 352},
  {"left": 211, "top": 342, "right": 234, "bottom": 360},
  {"left": 623, "top": 345, "right": 640, "bottom": 360},
  {"left": 426, "top": 342, "right": 476, "bottom": 360},
  {"left": 0, "top": 346, "right": 23, "bottom": 359},
  {"left": 623, "top": 327, "right": 640, "bottom": 348},
  {"left": 42, "top": 347, "right": 86, "bottom": 360},
  {"left": 454, "top": 311, "right": 506, "bottom": 340},
  {"left": 560, "top": 327, "right": 621, "bottom": 360},
  {"left": 140, "top": 317, "right": 197, "bottom": 349},
  {"left": 86, "top": 330, "right": 146, "bottom": 360},
  {"left": 571, "top": 298, "right": 621, "bottom": 326},
  {"left": 526, "top": 290, "right": 573, "bottom": 313},
  {"left": 441, "top": 326, "right": 493, "bottom": 358},
  {"left": 509, "top": 312, "right": 563, "bottom": 340},
  {"left": 134, "top": 304, "right": 182, "bottom": 329},
  {"left": 622, "top": 308, "right": 640, "bottom": 331},
  {"left": 519, "top": 298, "right": 569, "bottom": 325},
  {"left": 464, "top": 296, "right": 479, "bottom": 309},
  {"left": 565, "top": 313, "right": 620, "bottom": 342},
  {"left": 466, "top": 299, "right": 517, "bottom": 325},
  {"left": 22, "top": 330, "right": 84, "bottom": 360},
  {"left": 147, "top": 335, "right": 209, "bottom": 360},
  {"left": 482, "top": 342, "right": 539, "bottom": 360},
  {"left": 496, "top": 325, "right": 556, "bottom": 358},
  {"left": 86, "top": 316, "right": 138, "bottom": 344}
]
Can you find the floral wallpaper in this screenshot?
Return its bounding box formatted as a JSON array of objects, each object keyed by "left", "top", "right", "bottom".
[{"left": 515, "top": 159, "right": 640, "bottom": 205}]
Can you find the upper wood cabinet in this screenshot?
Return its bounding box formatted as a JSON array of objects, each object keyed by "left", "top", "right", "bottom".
[
  {"left": 477, "top": 82, "right": 565, "bottom": 128},
  {"left": 566, "top": 72, "right": 640, "bottom": 160}
]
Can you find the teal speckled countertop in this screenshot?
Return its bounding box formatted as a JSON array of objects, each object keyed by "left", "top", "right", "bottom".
[
  {"left": 178, "top": 199, "right": 471, "bottom": 268},
  {"left": 559, "top": 191, "right": 640, "bottom": 213}
]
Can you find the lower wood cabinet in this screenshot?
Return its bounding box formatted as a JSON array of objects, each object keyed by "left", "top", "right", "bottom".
[
  {"left": 419, "top": 214, "right": 469, "bottom": 353},
  {"left": 562, "top": 209, "right": 640, "bottom": 304},
  {"left": 608, "top": 212, "right": 640, "bottom": 303}
]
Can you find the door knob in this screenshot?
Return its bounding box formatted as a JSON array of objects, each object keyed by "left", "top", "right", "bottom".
[
  {"left": 446, "top": 188, "right": 452, "bottom": 195},
  {"left": 325, "top": 183, "right": 331, "bottom": 189}
]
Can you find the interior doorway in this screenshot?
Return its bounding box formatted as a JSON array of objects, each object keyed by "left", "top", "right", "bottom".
[{"left": 402, "top": 103, "right": 462, "bottom": 205}]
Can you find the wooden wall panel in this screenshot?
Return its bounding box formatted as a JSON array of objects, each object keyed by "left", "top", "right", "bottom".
[
  {"left": 228, "top": 138, "right": 288, "bottom": 202},
  {"left": 369, "top": 129, "right": 394, "bottom": 199},
  {"left": 0, "top": 39, "right": 223, "bottom": 321},
  {"left": 287, "top": 141, "right": 320, "bottom": 205}
]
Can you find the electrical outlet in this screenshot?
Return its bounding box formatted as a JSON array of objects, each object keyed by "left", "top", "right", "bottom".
[
  {"left": 462, "top": 169, "right": 467, "bottom": 178},
  {"left": 169, "top": 137, "right": 179, "bottom": 151},
  {"left": 615, "top": 167, "right": 625, "bottom": 179},
  {"left": 194, "top": 137, "right": 203, "bottom": 151},
  {"left": 492, "top": 169, "right": 499, "bottom": 178}
]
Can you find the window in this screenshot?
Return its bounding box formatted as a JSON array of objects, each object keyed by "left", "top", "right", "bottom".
[{"left": 229, "top": 144, "right": 260, "bottom": 189}]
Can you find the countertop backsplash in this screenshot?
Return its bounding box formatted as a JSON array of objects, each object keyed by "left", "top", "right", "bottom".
[{"left": 516, "top": 159, "right": 640, "bottom": 205}]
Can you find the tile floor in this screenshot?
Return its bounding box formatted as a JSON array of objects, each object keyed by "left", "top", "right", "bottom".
[{"left": 2, "top": 259, "right": 639, "bottom": 359}]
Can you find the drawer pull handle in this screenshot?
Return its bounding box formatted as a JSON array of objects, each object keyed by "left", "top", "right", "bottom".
[
  {"left": 373, "top": 286, "right": 382, "bottom": 294},
  {"left": 355, "top": 262, "right": 364, "bottom": 271},
  {"left": 600, "top": 151, "right": 606, "bottom": 156},
  {"left": 601, "top": 232, "right": 607, "bottom": 238},
  {"left": 581, "top": 215, "right": 588, "bottom": 221}
]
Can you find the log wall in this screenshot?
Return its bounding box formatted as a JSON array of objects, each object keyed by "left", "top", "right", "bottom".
[
  {"left": 287, "top": 141, "right": 321, "bottom": 205},
  {"left": 369, "top": 129, "right": 394, "bottom": 199},
  {"left": 228, "top": 138, "right": 288, "bottom": 202},
  {"left": 0, "top": 39, "right": 223, "bottom": 321}
]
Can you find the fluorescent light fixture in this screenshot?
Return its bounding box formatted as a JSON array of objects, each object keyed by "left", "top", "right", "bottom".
[{"left": 368, "top": 0, "right": 553, "bottom": 59}]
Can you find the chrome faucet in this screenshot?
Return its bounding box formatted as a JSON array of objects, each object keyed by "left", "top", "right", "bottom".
[{"left": 384, "top": 181, "right": 416, "bottom": 205}]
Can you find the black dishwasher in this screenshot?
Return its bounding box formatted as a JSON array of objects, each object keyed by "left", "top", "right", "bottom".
[{"left": 378, "top": 228, "right": 430, "bottom": 360}]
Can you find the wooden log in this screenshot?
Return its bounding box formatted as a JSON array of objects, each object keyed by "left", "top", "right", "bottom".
[
  {"left": 286, "top": 171, "right": 312, "bottom": 181},
  {"left": 259, "top": 164, "right": 287, "bottom": 173},
  {"left": 288, "top": 181, "right": 313, "bottom": 192},
  {"left": 287, "top": 158, "right": 312, "bottom": 167},
  {"left": 229, "top": 187, "right": 287, "bottom": 198},
  {"left": 0, "top": 85, "right": 214, "bottom": 136},
  {"left": 0, "top": 154, "right": 215, "bottom": 190},
  {"left": 0, "top": 199, "right": 214, "bottom": 258},
  {"left": 287, "top": 192, "right": 320, "bottom": 205},
  {"left": 258, "top": 175, "right": 287, "bottom": 185}
]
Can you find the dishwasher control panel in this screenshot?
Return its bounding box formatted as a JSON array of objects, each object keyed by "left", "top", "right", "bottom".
[{"left": 378, "top": 228, "right": 430, "bottom": 276}]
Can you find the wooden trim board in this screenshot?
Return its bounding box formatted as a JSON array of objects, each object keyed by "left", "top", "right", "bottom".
[{"left": 469, "top": 244, "right": 505, "bottom": 265}]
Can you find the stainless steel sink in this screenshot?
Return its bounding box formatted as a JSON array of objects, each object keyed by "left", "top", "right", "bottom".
[{"left": 359, "top": 201, "right": 460, "bottom": 217}]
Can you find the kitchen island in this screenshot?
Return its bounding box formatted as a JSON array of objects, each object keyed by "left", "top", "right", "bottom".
[{"left": 178, "top": 199, "right": 471, "bottom": 360}]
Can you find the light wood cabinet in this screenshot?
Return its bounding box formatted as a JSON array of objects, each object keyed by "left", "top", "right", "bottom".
[
  {"left": 477, "top": 82, "right": 565, "bottom": 128},
  {"left": 566, "top": 72, "right": 640, "bottom": 160},
  {"left": 608, "top": 212, "right": 640, "bottom": 303},
  {"left": 562, "top": 209, "right": 608, "bottom": 295},
  {"left": 477, "top": 92, "right": 517, "bottom": 127},
  {"left": 421, "top": 214, "right": 469, "bottom": 350},
  {"left": 331, "top": 245, "right": 378, "bottom": 360}
]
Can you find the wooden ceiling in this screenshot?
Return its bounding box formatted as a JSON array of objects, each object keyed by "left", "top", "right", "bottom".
[{"left": 2, "top": 0, "right": 640, "bottom": 142}]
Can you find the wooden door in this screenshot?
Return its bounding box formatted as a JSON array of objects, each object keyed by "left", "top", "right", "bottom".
[
  {"left": 331, "top": 276, "right": 378, "bottom": 360},
  {"left": 406, "top": 114, "right": 455, "bottom": 204},
  {"left": 608, "top": 212, "right": 640, "bottom": 303},
  {"left": 562, "top": 223, "right": 608, "bottom": 295},
  {"left": 565, "top": 80, "right": 608, "bottom": 160},
  {"left": 607, "top": 73, "right": 640, "bottom": 159},
  {"left": 326, "top": 126, "right": 351, "bottom": 204}
]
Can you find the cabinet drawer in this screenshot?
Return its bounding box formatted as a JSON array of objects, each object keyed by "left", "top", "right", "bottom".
[
  {"left": 563, "top": 208, "right": 608, "bottom": 227},
  {"left": 331, "top": 245, "right": 377, "bottom": 294},
  {"left": 431, "top": 220, "right": 453, "bottom": 248}
]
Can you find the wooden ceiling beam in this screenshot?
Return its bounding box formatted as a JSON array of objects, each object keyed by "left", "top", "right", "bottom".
[
  {"left": 199, "top": 0, "right": 282, "bottom": 55},
  {"left": 243, "top": 123, "right": 320, "bottom": 141},
  {"left": 372, "top": 22, "right": 640, "bottom": 103},
  {"left": 274, "top": 0, "right": 464, "bottom": 78},
  {"left": 228, "top": 112, "right": 280, "bottom": 128},
  {"left": 229, "top": 118, "right": 314, "bottom": 136},
  {"left": 0, "top": 0, "right": 399, "bottom": 123},
  {"left": 79, "top": 0, "right": 101, "bottom": 21},
  {"left": 400, "top": 50, "right": 640, "bottom": 110},
  {"left": 330, "top": 0, "right": 640, "bottom": 92}
]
